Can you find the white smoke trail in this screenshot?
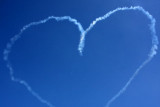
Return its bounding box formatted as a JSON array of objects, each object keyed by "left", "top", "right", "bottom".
[
  {"left": 78, "top": 6, "right": 158, "bottom": 107},
  {"left": 78, "top": 6, "right": 158, "bottom": 56},
  {"left": 3, "top": 6, "right": 158, "bottom": 107},
  {"left": 3, "top": 16, "right": 84, "bottom": 107}
]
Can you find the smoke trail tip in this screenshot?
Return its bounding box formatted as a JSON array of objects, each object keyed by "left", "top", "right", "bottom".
[{"left": 78, "top": 48, "right": 83, "bottom": 56}]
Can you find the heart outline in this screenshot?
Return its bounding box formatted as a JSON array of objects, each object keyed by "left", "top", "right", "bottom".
[{"left": 3, "top": 6, "right": 158, "bottom": 107}]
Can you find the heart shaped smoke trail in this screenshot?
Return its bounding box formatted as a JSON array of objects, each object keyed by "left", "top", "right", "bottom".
[{"left": 3, "top": 6, "right": 159, "bottom": 107}]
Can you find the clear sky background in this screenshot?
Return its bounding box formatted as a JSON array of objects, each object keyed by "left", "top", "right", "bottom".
[{"left": 0, "top": 0, "right": 160, "bottom": 107}]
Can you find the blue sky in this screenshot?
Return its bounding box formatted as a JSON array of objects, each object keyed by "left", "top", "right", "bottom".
[{"left": 0, "top": 0, "right": 160, "bottom": 107}]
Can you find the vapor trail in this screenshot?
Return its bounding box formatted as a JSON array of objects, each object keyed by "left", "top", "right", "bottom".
[
  {"left": 78, "top": 6, "right": 158, "bottom": 56},
  {"left": 3, "top": 6, "right": 158, "bottom": 107},
  {"left": 78, "top": 6, "right": 158, "bottom": 107},
  {"left": 3, "top": 16, "right": 84, "bottom": 107}
]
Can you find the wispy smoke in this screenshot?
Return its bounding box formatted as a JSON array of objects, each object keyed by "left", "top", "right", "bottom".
[{"left": 3, "top": 6, "right": 158, "bottom": 107}]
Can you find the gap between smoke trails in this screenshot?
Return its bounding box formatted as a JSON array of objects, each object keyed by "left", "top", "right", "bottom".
[{"left": 3, "top": 6, "right": 159, "bottom": 107}]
